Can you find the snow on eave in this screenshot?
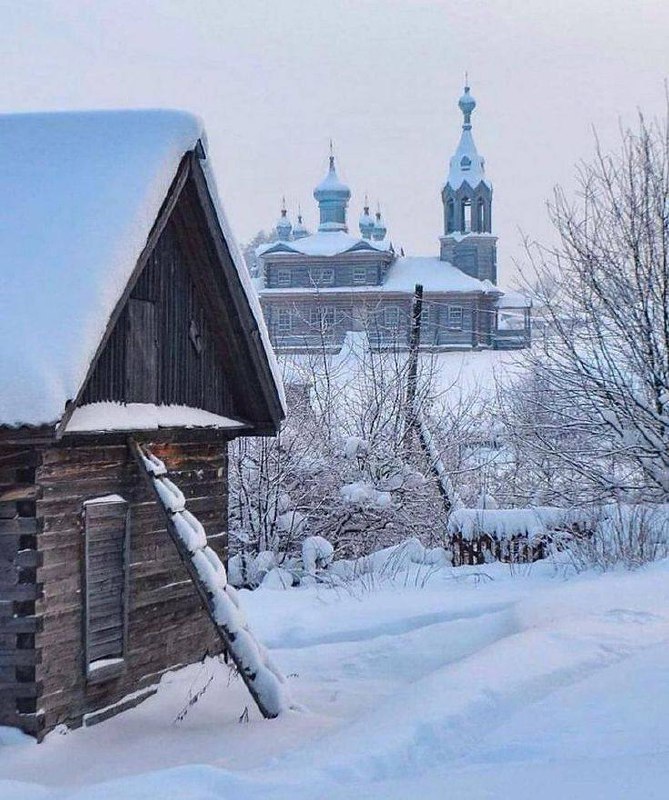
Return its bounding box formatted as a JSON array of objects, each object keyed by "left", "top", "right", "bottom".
[
  {"left": 199, "top": 160, "right": 286, "bottom": 415},
  {"left": 64, "top": 402, "right": 249, "bottom": 434},
  {"left": 257, "top": 231, "right": 392, "bottom": 259}
]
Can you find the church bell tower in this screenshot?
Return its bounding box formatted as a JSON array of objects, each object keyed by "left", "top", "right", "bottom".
[{"left": 440, "top": 83, "right": 497, "bottom": 283}]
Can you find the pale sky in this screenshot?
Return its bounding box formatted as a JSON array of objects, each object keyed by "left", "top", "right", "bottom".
[{"left": 2, "top": 0, "right": 669, "bottom": 285}]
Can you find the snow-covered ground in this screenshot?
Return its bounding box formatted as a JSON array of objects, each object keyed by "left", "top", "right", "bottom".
[{"left": 2, "top": 559, "right": 669, "bottom": 799}]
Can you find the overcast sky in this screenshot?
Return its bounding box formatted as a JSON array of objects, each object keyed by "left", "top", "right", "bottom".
[{"left": 2, "top": 0, "right": 669, "bottom": 284}]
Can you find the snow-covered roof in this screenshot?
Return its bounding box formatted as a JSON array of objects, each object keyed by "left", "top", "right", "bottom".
[
  {"left": 446, "top": 128, "right": 490, "bottom": 190},
  {"left": 259, "top": 257, "right": 500, "bottom": 297},
  {"left": 496, "top": 289, "right": 532, "bottom": 309},
  {"left": 383, "top": 257, "right": 500, "bottom": 294},
  {"left": 257, "top": 230, "right": 392, "bottom": 258},
  {"left": 0, "top": 109, "right": 283, "bottom": 427}
]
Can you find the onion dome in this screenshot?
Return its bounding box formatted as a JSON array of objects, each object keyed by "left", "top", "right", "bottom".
[
  {"left": 292, "top": 206, "right": 309, "bottom": 240},
  {"left": 359, "top": 195, "right": 375, "bottom": 240},
  {"left": 313, "top": 142, "right": 351, "bottom": 232},
  {"left": 371, "top": 203, "right": 387, "bottom": 241},
  {"left": 275, "top": 197, "right": 292, "bottom": 241}
]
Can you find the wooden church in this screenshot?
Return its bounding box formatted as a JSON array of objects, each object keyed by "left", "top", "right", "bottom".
[{"left": 0, "top": 110, "right": 285, "bottom": 739}]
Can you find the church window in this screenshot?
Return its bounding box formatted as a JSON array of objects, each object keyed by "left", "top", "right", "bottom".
[
  {"left": 276, "top": 308, "right": 292, "bottom": 333},
  {"left": 476, "top": 198, "right": 485, "bottom": 232},
  {"left": 310, "top": 306, "right": 336, "bottom": 328},
  {"left": 460, "top": 156, "right": 472, "bottom": 171},
  {"left": 310, "top": 268, "right": 335, "bottom": 286},
  {"left": 383, "top": 305, "right": 400, "bottom": 329},
  {"left": 353, "top": 266, "right": 367, "bottom": 284},
  {"left": 447, "top": 306, "right": 463, "bottom": 330},
  {"left": 447, "top": 199, "right": 455, "bottom": 232},
  {"left": 276, "top": 268, "right": 291, "bottom": 287},
  {"left": 462, "top": 199, "right": 472, "bottom": 233}
]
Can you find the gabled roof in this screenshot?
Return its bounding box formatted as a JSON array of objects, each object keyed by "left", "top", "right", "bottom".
[
  {"left": 0, "top": 110, "right": 284, "bottom": 428},
  {"left": 257, "top": 230, "right": 391, "bottom": 258}
]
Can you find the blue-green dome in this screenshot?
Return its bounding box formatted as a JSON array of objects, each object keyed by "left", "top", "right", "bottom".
[
  {"left": 276, "top": 200, "right": 292, "bottom": 241},
  {"left": 292, "top": 211, "right": 309, "bottom": 240},
  {"left": 314, "top": 154, "right": 351, "bottom": 232},
  {"left": 372, "top": 206, "right": 387, "bottom": 241},
  {"left": 359, "top": 198, "right": 375, "bottom": 239}
]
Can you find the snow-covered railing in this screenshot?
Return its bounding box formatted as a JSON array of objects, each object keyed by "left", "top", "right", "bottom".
[
  {"left": 447, "top": 507, "right": 591, "bottom": 541},
  {"left": 446, "top": 506, "right": 595, "bottom": 565},
  {"left": 130, "top": 440, "right": 292, "bottom": 719}
]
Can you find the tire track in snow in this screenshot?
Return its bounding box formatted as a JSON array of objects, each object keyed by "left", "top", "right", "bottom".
[
  {"left": 263, "top": 601, "right": 514, "bottom": 650},
  {"left": 293, "top": 606, "right": 669, "bottom": 786}
]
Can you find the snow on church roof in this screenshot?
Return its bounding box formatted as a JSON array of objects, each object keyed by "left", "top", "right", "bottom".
[
  {"left": 257, "top": 230, "right": 392, "bottom": 258},
  {"left": 0, "top": 109, "right": 284, "bottom": 427},
  {"left": 259, "top": 256, "right": 500, "bottom": 296}
]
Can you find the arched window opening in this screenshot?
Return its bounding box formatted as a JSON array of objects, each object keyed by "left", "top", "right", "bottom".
[
  {"left": 462, "top": 198, "right": 472, "bottom": 233},
  {"left": 476, "top": 198, "right": 485, "bottom": 232},
  {"left": 447, "top": 198, "right": 455, "bottom": 232}
]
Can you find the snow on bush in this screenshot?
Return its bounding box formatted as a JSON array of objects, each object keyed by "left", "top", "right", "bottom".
[
  {"left": 340, "top": 482, "right": 392, "bottom": 509},
  {"left": 343, "top": 435, "right": 368, "bottom": 459},
  {"left": 276, "top": 510, "right": 308, "bottom": 535},
  {"left": 302, "top": 535, "right": 334, "bottom": 573},
  {"left": 261, "top": 567, "right": 295, "bottom": 589},
  {"left": 566, "top": 504, "right": 669, "bottom": 571}
]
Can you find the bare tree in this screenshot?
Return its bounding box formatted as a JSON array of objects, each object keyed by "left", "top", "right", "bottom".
[{"left": 515, "top": 109, "right": 669, "bottom": 503}]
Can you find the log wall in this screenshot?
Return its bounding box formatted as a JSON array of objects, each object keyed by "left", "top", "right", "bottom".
[
  {"left": 28, "top": 435, "right": 228, "bottom": 739},
  {"left": 0, "top": 445, "right": 43, "bottom": 735}
]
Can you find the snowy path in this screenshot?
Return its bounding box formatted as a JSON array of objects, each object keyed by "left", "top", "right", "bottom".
[{"left": 2, "top": 561, "right": 669, "bottom": 798}]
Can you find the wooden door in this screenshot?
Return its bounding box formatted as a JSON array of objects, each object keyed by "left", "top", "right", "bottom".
[{"left": 126, "top": 299, "right": 158, "bottom": 403}]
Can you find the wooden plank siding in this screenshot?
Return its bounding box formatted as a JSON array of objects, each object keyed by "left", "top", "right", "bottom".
[
  {"left": 82, "top": 218, "right": 234, "bottom": 418},
  {"left": 31, "top": 436, "right": 229, "bottom": 738}
]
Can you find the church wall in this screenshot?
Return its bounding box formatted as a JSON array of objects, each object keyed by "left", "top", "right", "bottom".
[{"left": 264, "top": 257, "right": 387, "bottom": 289}]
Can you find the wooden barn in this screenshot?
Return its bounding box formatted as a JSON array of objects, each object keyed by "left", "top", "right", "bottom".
[{"left": 0, "top": 110, "right": 285, "bottom": 739}]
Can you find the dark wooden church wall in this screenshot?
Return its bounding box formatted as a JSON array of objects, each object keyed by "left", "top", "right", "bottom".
[
  {"left": 34, "top": 436, "right": 228, "bottom": 737},
  {"left": 82, "top": 219, "right": 234, "bottom": 418}
]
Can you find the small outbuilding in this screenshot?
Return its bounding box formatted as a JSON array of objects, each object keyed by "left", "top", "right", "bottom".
[{"left": 0, "top": 110, "right": 285, "bottom": 739}]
